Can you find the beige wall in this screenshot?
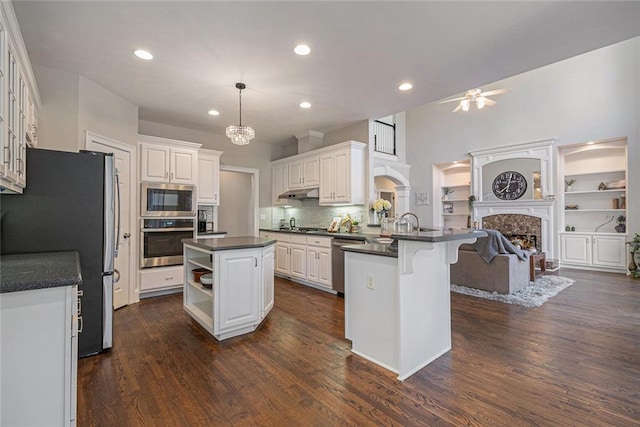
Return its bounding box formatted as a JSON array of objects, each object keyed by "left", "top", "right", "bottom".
[{"left": 323, "top": 120, "right": 369, "bottom": 146}]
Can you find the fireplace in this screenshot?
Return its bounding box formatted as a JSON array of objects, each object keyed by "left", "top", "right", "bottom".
[{"left": 482, "top": 214, "right": 542, "bottom": 252}]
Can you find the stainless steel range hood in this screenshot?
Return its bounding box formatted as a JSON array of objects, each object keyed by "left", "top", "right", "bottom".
[{"left": 278, "top": 187, "right": 319, "bottom": 200}]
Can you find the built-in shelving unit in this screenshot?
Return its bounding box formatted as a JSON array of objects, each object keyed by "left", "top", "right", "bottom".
[
  {"left": 434, "top": 160, "right": 471, "bottom": 228},
  {"left": 559, "top": 138, "right": 628, "bottom": 273}
]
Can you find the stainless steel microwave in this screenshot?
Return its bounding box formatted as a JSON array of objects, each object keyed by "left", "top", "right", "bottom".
[{"left": 141, "top": 182, "right": 195, "bottom": 217}]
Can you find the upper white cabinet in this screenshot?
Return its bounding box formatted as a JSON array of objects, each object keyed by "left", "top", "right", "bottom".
[
  {"left": 318, "top": 141, "right": 366, "bottom": 206},
  {"left": 288, "top": 155, "right": 319, "bottom": 189},
  {"left": 559, "top": 138, "right": 628, "bottom": 273},
  {"left": 138, "top": 135, "right": 201, "bottom": 184},
  {"left": 198, "top": 149, "right": 223, "bottom": 205},
  {"left": 272, "top": 163, "right": 295, "bottom": 206},
  {"left": 0, "top": 3, "right": 40, "bottom": 194}
]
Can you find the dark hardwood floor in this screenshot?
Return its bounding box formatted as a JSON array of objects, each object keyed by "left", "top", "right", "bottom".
[{"left": 78, "top": 269, "right": 640, "bottom": 426}]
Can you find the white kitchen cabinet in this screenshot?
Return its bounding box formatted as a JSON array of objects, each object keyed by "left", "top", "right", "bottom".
[
  {"left": 140, "top": 265, "right": 184, "bottom": 293},
  {"left": 1, "top": 285, "right": 78, "bottom": 426},
  {"left": 306, "top": 235, "right": 332, "bottom": 289},
  {"left": 198, "top": 149, "right": 223, "bottom": 205},
  {"left": 288, "top": 155, "right": 319, "bottom": 189},
  {"left": 139, "top": 135, "right": 201, "bottom": 184},
  {"left": 183, "top": 241, "right": 274, "bottom": 341},
  {"left": 560, "top": 233, "right": 626, "bottom": 272},
  {"left": 0, "top": 4, "right": 40, "bottom": 194},
  {"left": 273, "top": 233, "right": 306, "bottom": 279},
  {"left": 318, "top": 141, "right": 366, "bottom": 206},
  {"left": 271, "top": 163, "right": 298, "bottom": 206},
  {"left": 289, "top": 242, "right": 307, "bottom": 279}
]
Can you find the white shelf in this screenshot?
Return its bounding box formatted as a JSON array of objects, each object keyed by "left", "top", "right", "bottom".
[
  {"left": 184, "top": 301, "right": 214, "bottom": 329},
  {"left": 186, "top": 279, "right": 213, "bottom": 297},
  {"left": 565, "top": 189, "right": 625, "bottom": 195},
  {"left": 187, "top": 257, "right": 213, "bottom": 270},
  {"left": 443, "top": 213, "right": 470, "bottom": 216},
  {"left": 441, "top": 184, "right": 470, "bottom": 189},
  {"left": 564, "top": 209, "right": 626, "bottom": 213},
  {"left": 565, "top": 169, "right": 625, "bottom": 177},
  {"left": 442, "top": 198, "right": 469, "bottom": 202}
]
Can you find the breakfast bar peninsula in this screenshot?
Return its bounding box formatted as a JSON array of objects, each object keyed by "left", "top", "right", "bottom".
[
  {"left": 342, "top": 228, "right": 486, "bottom": 380},
  {"left": 183, "top": 237, "right": 275, "bottom": 341}
]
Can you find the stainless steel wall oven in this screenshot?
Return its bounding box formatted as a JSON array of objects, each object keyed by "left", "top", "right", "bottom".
[{"left": 140, "top": 218, "right": 194, "bottom": 268}]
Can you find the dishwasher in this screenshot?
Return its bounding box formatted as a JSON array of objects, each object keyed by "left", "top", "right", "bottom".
[{"left": 332, "top": 238, "right": 365, "bottom": 296}]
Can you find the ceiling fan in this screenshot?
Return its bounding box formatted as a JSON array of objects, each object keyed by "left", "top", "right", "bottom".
[{"left": 440, "top": 88, "right": 511, "bottom": 112}]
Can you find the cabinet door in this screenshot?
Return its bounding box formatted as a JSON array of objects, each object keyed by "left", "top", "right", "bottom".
[
  {"left": 198, "top": 155, "right": 219, "bottom": 204},
  {"left": 288, "top": 161, "right": 303, "bottom": 189},
  {"left": 561, "top": 234, "right": 591, "bottom": 265},
  {"left": 275, "top": 243, "right": 290, "bottom": 274},
  {"left": 332, "top": 150, "right": 350, "bottom": 202},
  {"left": 592, "top": 235, "right": 626, "bottom": 268},
  {"left": 307, "top": 247, "right": 320, "bottom": 282},
  {"left": 170, "top": 148, "right": 197, "bottom": 184},
  {"left": 319, "top": 154, "right": 334, "bottom": 203},
  {"left": 216, "top": 250, "right": 260, "bottom": 333},
  {"left": 317, "top": 248, "right": 332, "bottom": 287},
  {"left": 272, "top": 165, "right": 290, "bottom": 206},
  {"left": 262, "top": 246, "right": 275, "bottom": 316},
  {"left": 302, "top": 156, "right": 319, "bottom": 187},
  {"left": 140, "top": 144, "right": 170, "bottom": 182},
  {"left": 290, "top": 244, "right": 307, "bottom": 279}
]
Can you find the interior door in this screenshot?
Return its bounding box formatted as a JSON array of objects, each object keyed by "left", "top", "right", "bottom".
[{"left": 86, "top": 133, "right": 134, "bottom": 309}]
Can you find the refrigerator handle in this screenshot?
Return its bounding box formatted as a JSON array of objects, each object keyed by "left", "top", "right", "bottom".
[{"left": 114, "top": 170, "right": 121, "bottom": 258}]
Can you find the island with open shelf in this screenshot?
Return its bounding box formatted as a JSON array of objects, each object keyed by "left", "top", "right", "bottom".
[{"left": 183, "top": 237, "right": 276, "bottom": 341}]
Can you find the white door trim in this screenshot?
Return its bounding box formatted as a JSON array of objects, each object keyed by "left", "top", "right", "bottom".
[
  {"left": 84, "top": 131, "right": 139, "bottom": 304},
  {"left": 219, "top": 165, "right": 260, "bottom": 236}
]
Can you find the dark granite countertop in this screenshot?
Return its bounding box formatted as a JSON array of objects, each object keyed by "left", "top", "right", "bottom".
[
  {"left": 184, "top": 236, "right": 276, "bottom": 252},
  {"left": 259, "top": 228, "right": 373, "bottom": 242},
  {"left": 341, "top": 243, "right": 398, "bottom": 258},
  {"left": 390, "top": 228, "right": 487, "bottom": 243},
  {"left": 0, "top": 251, "right": 82, "bottom": 294}
]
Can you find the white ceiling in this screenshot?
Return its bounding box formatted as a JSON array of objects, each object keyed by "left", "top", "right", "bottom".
[{"left": 13, "top": 1, "right": 640, "bottom": 146}]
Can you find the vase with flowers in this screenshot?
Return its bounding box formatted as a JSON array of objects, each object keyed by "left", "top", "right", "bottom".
[
  {"left": 442, "top": 187, "right": 454, "bottom": 201},
  {"left": 626, "top": 233, "right": 640, "bottom": 277},
  {"left": 371, "top": 198, "right": 392, "bottom": 224}
]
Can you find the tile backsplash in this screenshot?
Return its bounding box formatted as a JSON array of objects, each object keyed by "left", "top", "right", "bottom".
[{"left": 260, "top": 199, "right": 370, "bottom": 229}]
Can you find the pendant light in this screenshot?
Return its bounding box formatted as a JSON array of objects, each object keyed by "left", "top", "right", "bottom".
[{"left": 226, "top": 82, "right": 255, "bottom": 145}]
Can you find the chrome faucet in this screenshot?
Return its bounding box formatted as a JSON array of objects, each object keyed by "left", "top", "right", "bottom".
[{"left": 399, "top": 212, "right": 420, "bottom": 232}]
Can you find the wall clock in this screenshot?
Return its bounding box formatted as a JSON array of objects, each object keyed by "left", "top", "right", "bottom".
[{"left": 492, "top": 171, "right": 527, "bottom": 200}]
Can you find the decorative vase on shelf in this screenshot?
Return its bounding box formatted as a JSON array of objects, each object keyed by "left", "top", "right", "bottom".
[
  {"left": 566, "top": 185, "right": 573, "bottom": 192},
  {"left": 377, "top": 211, "right": 386, "bottom": 224},
  {"left": 629, "top": 252, "right": 638, "bottom": 273},
  {"left": 615, "top": 224, "right": 626, "bottom": 233}
]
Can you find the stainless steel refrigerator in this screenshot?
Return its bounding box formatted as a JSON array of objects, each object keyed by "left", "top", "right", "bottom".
[{"left": 1, "top": 148, "right": 117, "bottom": 357}]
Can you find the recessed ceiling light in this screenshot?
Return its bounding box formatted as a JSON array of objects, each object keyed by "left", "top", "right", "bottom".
[
  {"left": 399, "top": 82, "right": 413, "bottom": 91},
  {"left": 294, "top": 44, "right": 311, "bottom": 56},
  {"left": 300, "top": 102, "right": 311, "bottom": 109},
  {"left": 208, "top": 110, "right": 220, "bottom": 116},
  {"left": 134, "top": 49, "right": 153, "bottom": 60}
]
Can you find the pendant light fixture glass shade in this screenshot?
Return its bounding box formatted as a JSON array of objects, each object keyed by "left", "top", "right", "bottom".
[{"left": 226, "top": 82, "right": 255, "bottom": 145}]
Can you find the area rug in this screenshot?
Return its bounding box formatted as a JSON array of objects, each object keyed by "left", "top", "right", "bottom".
[{"left": 450, "top": 275, "right": 575, "bottom": 308}]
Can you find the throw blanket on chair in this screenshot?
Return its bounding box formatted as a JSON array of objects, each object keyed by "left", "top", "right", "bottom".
[{"left": 472, "top": 229, "right": 530, "bottom": 263}]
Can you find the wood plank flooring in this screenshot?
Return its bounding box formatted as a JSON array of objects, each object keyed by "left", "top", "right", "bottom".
[{"left": 78, "top": 269, "right": 640, "bottom": 426}]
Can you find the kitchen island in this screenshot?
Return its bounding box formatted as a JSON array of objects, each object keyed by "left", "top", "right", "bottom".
[
  {"left": 183, "top": 237, "right": 276, "bottom": 341},
  {"left": 342, "top": 228, "right": 486, "bottom": 380}
]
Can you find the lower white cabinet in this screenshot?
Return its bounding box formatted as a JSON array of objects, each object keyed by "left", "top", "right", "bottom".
[
  {"left": 140, "top": 265, "right": 184, "bottom": 293},
  {"left": 560, "top": 233, "right": 627, "bottom": 272},
  {"left": 1, "top": 285, "right": 78, "bottom": 426},
  {"left": 183, "top": 243, "right": 275, "bottom": 341},
  {"left": 263, "top": 231, "right": 334, "bottom": 292}
]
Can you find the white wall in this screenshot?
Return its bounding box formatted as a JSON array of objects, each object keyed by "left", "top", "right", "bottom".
[
  {"left": 32, "top": 65, "right": 138, "bottom": 151},
  {"left": 218, "top": 170, "right": 253, "bottom": 236},
  {"left": 322, "top": 120, "right": 369, "bottom": 146},
  {"left": 406, "top": 37, "right": 639, "bottom": 238}
]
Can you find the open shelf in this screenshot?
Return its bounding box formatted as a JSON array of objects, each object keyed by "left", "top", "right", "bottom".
[
  {"left": 187, "top": 257, "right": 212, "bottom": 270},
  {"left": 565, "top": 189, "right": 625, "bottom": 195},
  {"left": 184, "top": 301, "right": 213, "bottom": 329},
  {"left": 186, "top": 279, "right": 213, "bottom": 297},
  {"left": 565, "top": 169, "right": 625, "bottom": 177}
]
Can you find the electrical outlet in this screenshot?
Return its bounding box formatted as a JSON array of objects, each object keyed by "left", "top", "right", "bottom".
[{"left": 367, "top": 273, "right": 375, "bottom": 290}]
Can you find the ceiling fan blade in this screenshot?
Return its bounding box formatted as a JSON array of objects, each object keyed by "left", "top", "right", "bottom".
[
  {"left": 479, "top": 88, "right": 511, "bottom": 97},
  {"left": 439, "top": 96, "right": 467, "bottom": 104},
  {"left": 483, "top": 97, "right": 497, "bottom": 107},
  {"left": 452, "top": 104, "right": 463, "bottom": 113}
]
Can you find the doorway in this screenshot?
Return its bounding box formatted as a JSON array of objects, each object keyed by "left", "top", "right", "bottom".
[
  {"left": 85, "top": 131, "right": 137, "bottom": 308},
  {"left": 218, "top": 166, "right": 259, "bottom": 237}
]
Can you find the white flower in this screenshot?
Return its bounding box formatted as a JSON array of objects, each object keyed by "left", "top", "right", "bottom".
[{"left": 372, "top": 198, "right": 392, "bottom": 212}]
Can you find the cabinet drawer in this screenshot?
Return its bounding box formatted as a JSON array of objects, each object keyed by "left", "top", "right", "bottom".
[
  {"left": 306, "top": 235, "right": 332, "bottom": 248},
  {"left": 140, "top": 266, "right": 183, "bottom": 291},
  {"left": 259, "top": 231, "right": 276, "bottom": 240},
  {"left": 276, "top": 233, "right": 291, "bottom": 243},
  {"left": 290, "top": 234, "right": 307, "bottom": 245}
]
